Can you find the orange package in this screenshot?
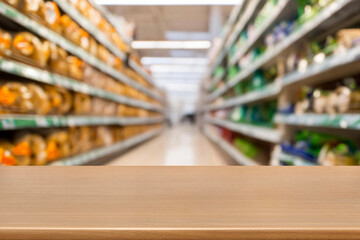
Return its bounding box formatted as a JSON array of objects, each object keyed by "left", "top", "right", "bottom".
[
  {"left": 41, "top": 2, "right": 62, "bottom": 33},
  {"left": 0, "top": 29, "right": 12, "bottom": 54},
  {"left": 12, "top": 32, "right": 50, "bottom": 67}
]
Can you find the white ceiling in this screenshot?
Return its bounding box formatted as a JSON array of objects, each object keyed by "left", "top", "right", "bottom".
[{"left": 107, "top": 5, "right": 234, "bottom": 115}]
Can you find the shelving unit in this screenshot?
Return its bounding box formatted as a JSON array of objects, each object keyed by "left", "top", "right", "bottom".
[
  {"left": 206, "top": 0, "right": 358, "bottom": 103},
  {"left": 54, "top": 0, "right": 157, "bottom": 89},
  {"left": 206, "top": 116, "right": 281, "bottom": 143},
  {"left": 204, "top": 126, "right": 259, "bottom": 166},
  {"left": 206, "top": 1, "right": 245, "bottom": 78},
  {"left": 275, "top": 114, "right": 360, "bottom": 130},
  {"left": 0, "top": 115, "right": 164, "bottom": 130},
  {"left": 224, "top": 0, "right": 263, "bottom": 52},
  {"left": 277, "top": 151, "right": 318, "bottom": 166},
  {"left": 49, "top": 127, "right": 163, "bottom": 166},
  {"left": 0, "top": 1, "right": 162, "bottom": 102},
  {"left": 228, "top": 0, "right": 291, "bottom": 67},
  {"left": 54, "top": 0, "right": 127, "bottom": 61},
  {"left": 0, "top": 0, "right": 165, "bottom": 167},
  {"left": 206, "top": 82, "right": 281, "bottom": 111},
  {"left": 87, "top": 0, "right": 132, "bottom": 44},
  {"left": 0, "top": 58, "right": 162, "bottom": 111},
  {"left": 200, "top": 0, "right": 360, "bottom": 166}
]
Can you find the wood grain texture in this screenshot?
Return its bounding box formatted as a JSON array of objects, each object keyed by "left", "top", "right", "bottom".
[{"left": 0, "top": 167, "right": 360, "bottom": 239}]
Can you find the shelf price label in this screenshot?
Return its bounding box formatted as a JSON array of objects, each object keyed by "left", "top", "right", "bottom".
[{"left": 1, "top": 119, "right": 15, "bottom": 130}]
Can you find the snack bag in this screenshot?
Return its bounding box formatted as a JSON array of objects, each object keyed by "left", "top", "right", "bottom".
[
  {"left": 73, "top": 92, "right": 92, "bottom": 115},
  {"left": 0, "top": 82, "right": 33, "bottom": 113},
  {"left": 67, "top": 56, "right": 84, "bottom": 80},
  {"left": 41, "top": 1, "right": 61, "bottom": 32},
  {"left": 12, "top": 141, "right": 31, "bottom": 166},
  {"left": 27, "top": 83, "right": 51, "bottom": 115},
  {"left": 46, "top": 131, "right": 70, "bottom": 162},
  {"left": 0, "top": 29, "right": 12, "bottom": 54},
  {"left": 49, "top": 43, "right": 69, "bottom": 76},
  {"left": 15, "top": 134, "right": 47, "bottom": 166},
  {"left": 12, "top": 32, "right": 50, "bottom": 67},
  {"left": 0, "top": 142, "right": 17, "bottom": 166}
]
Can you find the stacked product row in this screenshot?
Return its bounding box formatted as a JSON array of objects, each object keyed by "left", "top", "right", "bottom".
[
  {"left": 0, "top": 0, "right": 164, "bottom": 166},
  {"left": 202, "top": 0, "right": 360, "bottom": 166},
  {"left": 0, "top": 124, "right": 162, "bottom": 166},
  {"left": 0, "top": 80, "right": 159, "bottom": 117}
]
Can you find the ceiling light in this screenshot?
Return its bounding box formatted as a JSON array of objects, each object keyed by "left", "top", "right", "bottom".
[
  {"left": 95, "top": 0, "right": 239, "bottom": 5},
  {"left": 131, "top": 41, "right": 211, "bottom": 49},
  {"left": 150, "top": 65, "right": 207, "bottom": 73},
  {"left": 141, "top": 57, "right": 208, "bottom": 65}
]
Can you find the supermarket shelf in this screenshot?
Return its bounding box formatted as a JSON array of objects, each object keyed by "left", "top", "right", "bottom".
[
  {"left": 87, "top": 0, "right": 132, "bottom": 44},
  {"left": 207, "top": 0, "right": 246, "bottom": 77},
  {"left": 54, "top": 0, "right": 126, "bottom": 61},
  {"left": 220, "top": 2, "right": 244, "bottom": 42},
  {"left": 208, "top": 0, "right": 357, "bottom": 102},
  {"left": 0, "top": 58, "right": 162, "bottom": 112},
  {"left": 224, "top": 0, "right": 263, "bottom": 52},
  {"left": 207, "top": 41, "right": 360, "bottom": 109},
  {"left": 0, "top": 115, "right": 164, "bottom": 131},
  {"left": 278, "top": 151, "right": 318, "bottom": 166},
  {"left": 275, "top": 113, "right": 360, "bottom": 130},
  {"left": 206, "top": 117, "right": 281, "bottom": 143},
  {"left": 207, "top": 0, "right": 263, "bottom": 76},
  {"left": 49, "top": 128, "right": 163, "bottom": 166},
  {"left": 204, "top": 127, "right": 259, "bottom": 166},
  {"left": 207, "top": 71, "right": 226, "bottom": 91},
  {"left": 228, "top": 0, "right": 290, "bottom": 67},
  {"left": 283, "top": 45, "right": 360, "bottom": 87},
  {"left": 0, "top": 2, "right": 161, "bottom": 102},
  {"left": 206, "top": 83, "right": 281, "bottom": 111},
  {"left": 54, "top": 0, "right": 158, "bottom": 91},
  {"left": 128, "top": 59, "right": 156, "bottom": 88}
]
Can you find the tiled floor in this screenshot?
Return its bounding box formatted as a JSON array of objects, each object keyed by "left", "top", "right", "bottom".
[{"left": 107, "top": 124, "right": 233, "bottom": 166}]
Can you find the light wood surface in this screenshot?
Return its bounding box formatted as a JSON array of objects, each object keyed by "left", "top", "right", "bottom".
[{"left": 1, "top": 167, "right": 360, "bottom": 239}]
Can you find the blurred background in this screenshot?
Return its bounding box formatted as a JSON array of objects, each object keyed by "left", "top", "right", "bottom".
[{"left": 0, "top": 0, "right": 360, "bottom": 166}]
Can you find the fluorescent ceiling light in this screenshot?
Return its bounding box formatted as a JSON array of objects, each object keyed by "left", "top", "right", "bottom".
[
  {"left": 95, "top": 0, "right": 239, "bottom": 5},
  {"left": 152, "top": 72, "right": 204, "bottom": 77},
  {"left": 150, "top": 65, "right": 206, "bottom": 73},
  {"left": 141, "top": 57, "right": 208, "bottom": 65},
  {"left": 132, "top": 41, "right": 211, "bottom": 49}
]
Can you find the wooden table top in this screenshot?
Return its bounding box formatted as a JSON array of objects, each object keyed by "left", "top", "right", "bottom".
[{"left": 0, "top": 167, "right": 360, "bottom": 240}]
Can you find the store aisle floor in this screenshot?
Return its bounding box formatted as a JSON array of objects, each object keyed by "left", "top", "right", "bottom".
[{"left": 108, "top": 124, "right": 232, "bottom": 166}]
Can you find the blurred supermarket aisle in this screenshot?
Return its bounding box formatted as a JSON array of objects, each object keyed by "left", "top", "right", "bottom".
[{"left": 108, "top": 124, "right": 232, "bottom": 166}]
